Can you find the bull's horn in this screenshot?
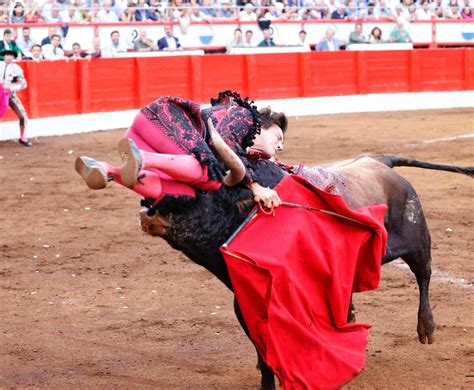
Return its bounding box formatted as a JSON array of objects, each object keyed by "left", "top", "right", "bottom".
[{"left": 207, "top": 118, "right": 245, "bottom": 186}]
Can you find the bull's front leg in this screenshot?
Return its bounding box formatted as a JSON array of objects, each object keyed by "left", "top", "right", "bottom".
[{"left": 233, "top": 299, "right": 275, "bottom": 389}]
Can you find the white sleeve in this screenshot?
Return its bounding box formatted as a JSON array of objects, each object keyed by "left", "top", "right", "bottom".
[{"left": 9, "top": 65, "right": 27, "bottom": 92}]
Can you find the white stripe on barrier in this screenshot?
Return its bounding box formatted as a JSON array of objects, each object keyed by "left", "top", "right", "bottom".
[{"left": 1, "top": 90, "right": 473, "bottom": 142}]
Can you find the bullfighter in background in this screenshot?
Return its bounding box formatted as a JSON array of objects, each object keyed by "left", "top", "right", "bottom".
[{"left": 0, "top": 49, "right": 30, "bottom": 146}]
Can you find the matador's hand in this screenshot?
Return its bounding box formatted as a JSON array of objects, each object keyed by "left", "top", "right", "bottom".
[{"left": 248, "top": 182, "right": 282, "bottom": 209}]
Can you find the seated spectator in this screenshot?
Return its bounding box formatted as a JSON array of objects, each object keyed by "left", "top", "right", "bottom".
[
  {"left": 98, "top": 0, "right": 119, "bottom": 22},
  {"left": 299, "top": 30, "right": 311, "bottom": 49},
  {"left": 201, "top": 0, "right": 217, "bottom": 18},
  {"left": 434, "top": 7, "right": 445, "bottom": 19},
  {"left": 42, "top": 34, "right": 66, "bottom": 60},
  {"left": 446, "top": 5, "right": 463, "bottom": 19},
  {"left": 326, "top": 0, "right": 338, "bottom": 15},
  {"left": 157, "top": 25, "right": 183, "bottom": 51},
  {"left": 369, "top": 26, "right": 384, "bottom": 43},
  {"left": 174, "top": 5, "right": 192, "bottom": 31},
  {"left": 331, "top": 4, "right": 348, "bottom": 19},
  {"left": 190, "top": 4, "right": 207, "bottom": 21},
  {"left": 258, "top": 28, "right": 276, "bottom": 47},
  {"left": 102, "top": 31, "right": 127, "bottom": 58},
  {"left": 300, "top": 2, "right": 321, "bottom": 20},
  {"left": 430, "top": 0, "right": 444, "bottom": 13},
  {"left": 390, "top": 19, "right": 412, "bottom": 43},
  {"left": 349, "top": 23, "right": 368, "bottom": 44},
  {"left": 41, "top": 28, "right": 63, "bottom": 49},
  {"left": 243, "top": 29, "right": 254, "bottom": 47},
  {"left": 24, "top": 2, "right": 43, "bottom": 23},
  {"left": 87, "top": 37, "right": 102, "bottom": 59},
  {"left": 0, "top": 4, "right": 8, "bottom": 23},
  {"left": 218, "top": 0, "right": 237, "bottom": 19},
  {"left": 135, "top": 0, "right": 159, "bottom": 21},
  {"left": 393, "top": 4, "right": 409, "bottom": 23},
  {"left": 0, "top": 29, "right": 23, "bottom": 60},
  {"left": 283, "top": 5, "right": 301, "bottom": 20},
  {"left": 27, "top": 44, "right": 44, "bottom": 61},
  {"left": 17, "top": 27, "right": 37, "bottom": 55},
  {"left": 69, "top": 43, "right": 88, "bottom": 59},
  {"left": 134, "top": 28, "right": 158, "bottom": 52},
  {"left": 62, "top": 5, "right": 82, "bottom": 23},
  {"left": 346, "top": 1, "right": 359, "bottom": 20},
  {"left": 377, "top": 0, "right": 394, "bottom": 20},
  {"left": 10, "top": 2, "right": 26, "bottom": 23},
  {"left": 120, "top": 1, "right": 137, "bottom": 21},
  {"left": 362, "top": 3, "right": 379, "bottom": 20},
  {"left": 240, "top": 3, "right": 257, "bottom": 21},
  {"left": 416, "top": 0, "right": 433, "bottom": 20},
  {"left": 461, "top": 6, "right": 474, "bottom": 19},
  {"left": 316, "top": 28, "right": 342, "bottom": 51},
  {"left": 43, "top": 4, "right": 63, "bottom": 23},
  {"left": 227, "top": 28, "right": 243, "bottom": 52},
  {"left": 88, "top": 1, "right": 102, "bottom": 22}
]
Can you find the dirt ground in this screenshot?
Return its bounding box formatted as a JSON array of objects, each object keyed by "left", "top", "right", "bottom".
[{"left": 0, "top": 109, "right": 473, "bottom": 389}]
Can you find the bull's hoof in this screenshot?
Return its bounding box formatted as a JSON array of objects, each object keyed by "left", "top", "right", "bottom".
[
  {"left": 260, "top": 378, "right": 275, "bottom": 390},
  {"left": 417, "top": 318, "right": 436, "bottom": 344}
]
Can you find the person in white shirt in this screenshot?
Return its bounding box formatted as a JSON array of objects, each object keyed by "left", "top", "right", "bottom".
[
  {"left": 239, "top": 3, "right": 257, "bottom": 21},
  {"left": 242, "top": 30, "right": 254, "bottom": 47},
  {"left": 42, "top": 34, "right": 66, "bottom": 60},
  {"left": 16, "top": 27, "right": 37, "bottom": 55},
  {"left": 299, "top": 30, "right": 311, "bottom": 49},
  {"left": 97, "top": 0, "right": 119, "bottom": 22},
  {"left": 189, "top": 4, "right": 207, "bottom": 21},
  {"left": 29, "top": 44, "right": 44, "bottom": 61},
  {"left": 43, "top": 4, "right": 63, "bottom": 22},
  {"left": 157, "top": 25, "right": 183, "bottom": 51},
  {"left": 103, "top": 30, "right": 127, "bottom": 57},
  {"left": 415, "top": 0, "right": 433, "bottom": 20}
]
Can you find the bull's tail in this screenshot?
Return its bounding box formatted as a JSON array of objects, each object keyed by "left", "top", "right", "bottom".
[{"left": 375, "top": 155, "right": 474, "bottom": 177}]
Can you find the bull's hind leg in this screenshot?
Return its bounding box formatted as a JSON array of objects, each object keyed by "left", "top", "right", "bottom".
[
  {"left": 401, "top": 248, "right": 436, "bottom": 344},
  {"left": 384, "top": 193, "right": 436, "bottom": 344}
]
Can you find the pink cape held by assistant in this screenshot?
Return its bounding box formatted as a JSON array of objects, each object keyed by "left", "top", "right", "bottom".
[
  {"left": 221, "top": 175, "right": 388, "bottom": 389},
  {"left": 0, "top": 83, "right": 10, "bottom": 118}
]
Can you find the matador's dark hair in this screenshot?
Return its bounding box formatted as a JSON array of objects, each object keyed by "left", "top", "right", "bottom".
[
  {"left": 210, "top": 90, "right": 261, "bottom": 149},
  {"left": 259, "top": 107, "right": 288, "bottom": 134}
]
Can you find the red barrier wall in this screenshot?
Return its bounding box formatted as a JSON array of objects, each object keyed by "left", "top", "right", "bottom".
[{"left": 2, "top": 48, "right": 473, "bottom": 122}]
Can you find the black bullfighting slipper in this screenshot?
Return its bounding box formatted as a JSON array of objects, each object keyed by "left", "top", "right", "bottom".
[
  {"left": 74, "top": 156, "right": 108, "bottom": 190},
  {"left": 118, "top": 138, "right": 142, "bottom": 189},
  {"left": 19, "top": 139, "right": 32, "bottom": 147}
]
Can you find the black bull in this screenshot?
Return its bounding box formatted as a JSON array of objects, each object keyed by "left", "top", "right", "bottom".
[{"left": 139, "top": 155, "right": 473, "bottom": 389}]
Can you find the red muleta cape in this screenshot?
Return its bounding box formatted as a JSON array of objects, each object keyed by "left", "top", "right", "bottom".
[{"left": 221, "top": 175, "right": 388, "bottom": 390}]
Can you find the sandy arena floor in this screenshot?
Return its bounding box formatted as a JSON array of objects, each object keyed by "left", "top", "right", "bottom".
[{"left": 0, "top": 109, "right": 473, "bottom": 389}]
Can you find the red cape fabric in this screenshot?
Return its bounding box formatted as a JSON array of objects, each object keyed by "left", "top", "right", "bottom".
[{"left": 221, "top": 175, "right": 388, "bottom": 390}]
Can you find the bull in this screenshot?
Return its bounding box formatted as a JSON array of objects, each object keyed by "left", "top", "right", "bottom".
[{"left": 139, "top": 152, "right": 473, "bottom": 389}]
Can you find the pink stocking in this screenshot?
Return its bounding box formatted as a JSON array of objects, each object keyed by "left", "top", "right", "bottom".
[{"left": 141, "top": 152, "right": 205, "bottom": 183}]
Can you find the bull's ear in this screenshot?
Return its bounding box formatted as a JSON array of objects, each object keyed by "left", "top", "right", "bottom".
[{"left": 207, "top": 118, "right": 245, "bottom": 186}]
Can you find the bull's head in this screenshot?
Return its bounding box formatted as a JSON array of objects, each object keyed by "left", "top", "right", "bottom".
[{"left": 140, "top": 208, "right": 170, "bottom": 237}]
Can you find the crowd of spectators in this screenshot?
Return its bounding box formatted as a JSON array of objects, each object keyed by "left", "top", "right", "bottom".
[{"left": 0, "top": 0, "right": 472, "bottom": 24}]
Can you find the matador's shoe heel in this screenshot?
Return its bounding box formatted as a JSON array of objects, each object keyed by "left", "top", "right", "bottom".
[
  {"left": 74, "top": 156, "right": 108, "bottom": 190},
  {"left": 118, "top": 138, "right": 142, "bottom": 188}
]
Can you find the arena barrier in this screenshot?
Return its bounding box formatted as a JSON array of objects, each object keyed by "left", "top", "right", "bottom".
[{"left": 1, "top": 48, "right": 473, "bottom": 120}]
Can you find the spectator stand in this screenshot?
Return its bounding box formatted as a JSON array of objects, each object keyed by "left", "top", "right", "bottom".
[{"left": 0, "top": 19, "right": 473, "bottom": 54}]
